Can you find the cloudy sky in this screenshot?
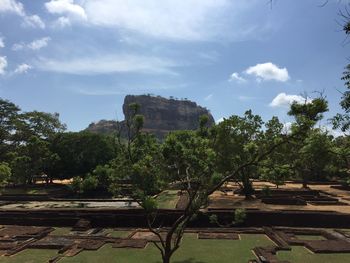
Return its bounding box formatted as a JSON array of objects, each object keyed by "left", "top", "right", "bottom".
[{"left": 0, "top": 0, "right": 348, "bottom": 132}]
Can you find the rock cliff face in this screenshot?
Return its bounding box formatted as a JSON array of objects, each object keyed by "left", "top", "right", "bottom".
[{"left": 86, "top": 95, "right": 214, "bottom": 139}]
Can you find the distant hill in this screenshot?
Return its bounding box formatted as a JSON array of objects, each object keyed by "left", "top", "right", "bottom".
[{"left": 85, "top": 95, "right": 215, "bottom": 139}]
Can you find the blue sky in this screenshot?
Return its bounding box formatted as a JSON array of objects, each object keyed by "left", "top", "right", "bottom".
[{"left": 0, "top": 0, "right": 348, "bottom": 133}]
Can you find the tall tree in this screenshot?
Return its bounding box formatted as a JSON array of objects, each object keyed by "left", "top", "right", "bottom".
[
  {"left": 288, "top": 97, "right": 329, "bottom": 187},
  {"left": 259, "top": 117, "right": 292, "bottom": 188},
  {"left": 212, "top": 110, "right": 264, "bottom": 199},
  {"left": 50, "top": 132, "right": 116, "bottom": 180},
  {"left": 0, "top": 98, "right": 21, "bottom": 161}
]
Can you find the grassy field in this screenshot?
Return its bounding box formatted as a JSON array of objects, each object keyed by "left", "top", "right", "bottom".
[
  {"left": 60, "top": 234, "right": 272, "bottom": 263},
  {"left": 277, "top": 246, "right": 350, "bottom": 263},
  {"left": 2, "top": 233, "right": 350, "bottom": 263},
  {"left": 295, "top": 235, "right": 326, "bottom": 240},
  {"left": 0, "top": 249, "right": 58, "bottom": 263},
  {"left": 156, "top": 190, "right": 180, "bottom": 209},
  {"left": 105, "top": 229, "right": 131, "bottom": 238}
]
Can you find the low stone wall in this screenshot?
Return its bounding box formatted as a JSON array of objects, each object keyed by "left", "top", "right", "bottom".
[{"left": 1, "top": 208, "right": 350, "bottom": 228}]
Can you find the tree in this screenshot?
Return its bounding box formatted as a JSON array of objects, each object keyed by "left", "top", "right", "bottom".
[
  {"left": 12, "top": 111, "right": 66, "bottom": 147},
  {"left": 111, "top": 104, "right": 295, "bottom": 263},
  {"left": 288, "top": 97, "right": 329, "bottom": 188},
  {"left": 0, "top": 162, "right": 11, "bottom": 188},
  {"left": 10, "top": 156, "right": 31, "bottom": 185},
  {"left": 332, "top": 135, "right": 350, "bottom": 183},
  {"left": 212, "top": 110, "right": 264, "bottom": 199},
  {"left": 259, "top": 117, "right": 292, "bottom": 188},
  {"left": 333, "top": 62, "right": 350, "bottom": 132},
  {"left": 333, "top": 9, "right": 350, "bottom": 132},
  {"left": 0, "top": 98, "right": 21, "bottom": 161},
  {"left": 50, "top": 132, "right": 116, "bottom": 180}
]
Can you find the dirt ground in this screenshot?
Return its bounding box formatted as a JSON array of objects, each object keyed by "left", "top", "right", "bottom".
[{"left": 208, "top": 181, "right": 350, "bottom": 214}]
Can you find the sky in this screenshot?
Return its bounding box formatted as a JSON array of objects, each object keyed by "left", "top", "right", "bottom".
[{"left": 0, "top": 0, "right": 348, "bottom": 134}]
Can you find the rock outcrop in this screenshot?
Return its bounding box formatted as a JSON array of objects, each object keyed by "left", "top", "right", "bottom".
[{"left": 86, "top": 95, "right": 214, "bottom": 139}]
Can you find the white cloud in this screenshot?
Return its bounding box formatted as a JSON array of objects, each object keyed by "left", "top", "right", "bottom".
[
  {"left": 245, "top": 62, "right": 289, "bottom": 82},
  {"left": 0, "top": 0, "right": 45, "bottom": 29},
  {"left": 44, "top": 1, "right": 274, "bottom": 42},
  {"left": 270, "top": 93, "right": 311, "bottom": 108},
  {"left": 14, "top": 63, "right": 31, "bottom": 74},
  {"left": 12, "top": 37, "right": 51, "bottom": 51},
  {"left": 322, "top": 126, "right": 345, "bottom": 138},
  {"left": 82, "top": 0, "right": 246, "bottom": 41},
  {"left": 53, "top": 16, "right": 71, "bottom": 28},
  {"left": 23, "top": 15, "right": 45, "bottom": 29},
  {"left": 28, "top": 37, "right": 51, "bottom": 50},
  {"left": 45, "top": 0, "right": 87, "bottom": 20},
  {"left": 0, "top": 37, "right": 4, "bottom": 48},
  {"left": 216, "top": 117, "right": 224, "bottom": 124},
  {"left": 229, "top": 72, "right": 246, "bottom": 83},
  {"left": 34, "top": 54, "right": 178, "bottom": 75},
  {"left": 12, "top": 43, "right": 24, "bottom": 51},
  {"left": 0, "top": 56, "right": 8, "bottom": 75},
  {"left": 204, "top": 94, "right": 213, "bottom": 101},
  {"left": 282, "top": 122, "right": 293, "bottom": 134},
  {"left": 0, "top": 0, "right": 25, "bottom": 16}
]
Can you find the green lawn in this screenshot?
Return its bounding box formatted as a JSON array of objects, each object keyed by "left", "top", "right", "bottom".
[
  {"left": 295, "top": 235, "right": 326, "bottom": 240},
  {"left": 277, "top": 246, "right": 350, "bottom": 263},
  {"left": 1, "top": 185, "right": 70, "bottom": 195},
  {"left": 1, "top": 188, "right": 49, "bottom": 195},
  {"left": 60, "top": 234, "right": 272, "bottom": 263},
  {"left": 0, "top": 249, "right": 58, "bottom": 263},
  {"left": 156, "top": 190, "right": 180, "bottom": 209},
  {"left": 106, "top": 229, "right": 131, "bottom": 238},
  {"left": 4, "top": 233, "right": 350, "bottom": 263}
]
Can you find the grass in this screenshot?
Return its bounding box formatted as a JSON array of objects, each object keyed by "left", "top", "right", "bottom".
[
  {"left": 156, "top": 190, "right": 180, "bottom": 209},
  {"left": 277, "top": 246, "right": 350, "bottom": 263},
  {"left": 3, "top": 233, "right": 349, "bottom": 263},
  {"left": 1, "top": 184, "right": 69, "bottom": 195},
  {"left": 1, "top": 188, "right": 48, "bottom": 195},
  {"left": 60, "top": 234, "right": 273, "bottom": 263},
  {"left": 106, "top": 229, "right": 131, "bottom": 238},
  {"left": 295, "top": 235, "right": 326, "bottom": 240},
  {"left": 0, "top": 249, "right": 58, "bottom": 263}
]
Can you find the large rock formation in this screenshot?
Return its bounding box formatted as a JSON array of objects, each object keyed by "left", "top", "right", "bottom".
[{"left": 86, "top": 95, "right": 214, "bottom": 139}]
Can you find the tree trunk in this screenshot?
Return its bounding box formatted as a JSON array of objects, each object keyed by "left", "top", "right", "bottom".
[
  {"left": 162, "top": 254, "right": 171, "bottom": 263},
  {"left": 302, "top": 181, "right": 308, "bottom": 189}
]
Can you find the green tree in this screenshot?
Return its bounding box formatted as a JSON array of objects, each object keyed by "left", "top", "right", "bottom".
[
  {"left": 333, "top": 19, "right": 350, "bottom": 132},
  {"left": 0, "top": 98, "right": 21, "bottom": 161},
  {"left": 288, "top": 97, "right": 329, "bottom": 188},
  {"left": 0, "top": 162, "right": 11, "bottom": 188},
  {"left": 112, "top": 104, "right": 291, "bottom": 263},
  {"left": 50, "top": 132, "right": 116, "bottom": 180},
  {"left": 259, "top": 117, "right": 292, "bottom": 188},
  {"left": 212, "top": 110, "right": 264, "bottom": 198},
  {"left": 11, "top": 156, "right": 31, "bottom": 185}
]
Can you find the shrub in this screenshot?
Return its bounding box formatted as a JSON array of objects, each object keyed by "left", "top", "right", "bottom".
[
  {"left": 0, "top": 162, "right": 11, "bottom": 188},
  {"left": 234, "top": 208, "right": 246, "bottom": 224},
  {"left": 80, "top": 175, "right": 98, "bottom": 194}
]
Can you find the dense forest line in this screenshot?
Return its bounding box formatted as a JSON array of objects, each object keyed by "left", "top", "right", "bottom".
[{"left": 0, "top": 94, "right": 349, "bottom": 196}]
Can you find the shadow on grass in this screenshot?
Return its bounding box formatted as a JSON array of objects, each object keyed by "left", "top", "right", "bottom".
[{"left": 173, "top": 258, "right": 206, "bottom": 263}]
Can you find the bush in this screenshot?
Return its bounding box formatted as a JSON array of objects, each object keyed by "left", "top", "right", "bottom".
[
  {"left": 80, "top": 175, "right": 98, "bottom": 194},
  {"left": 0, "top": 162, "right": 11, "bottom": 188},
  {"left": 71, "top": 176, "right": 82, "bottom": 193},
  {"left": 234, "top": 208, "right": 246, "bottom": 224}
]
